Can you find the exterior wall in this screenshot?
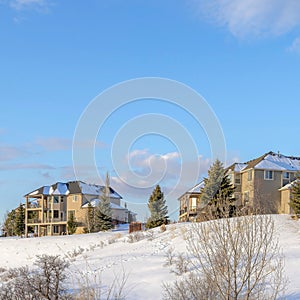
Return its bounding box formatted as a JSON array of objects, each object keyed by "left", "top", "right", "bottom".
[
  {"left": 67, "top": 194, "right": 86, "bottom": 233},
  {"left": 280, "top": 189, "right": 292, "bottom": 214},
  {"left": 178, "top": 193, "right": 200, "bottom": 222},
  {"left": 241, "top": 169, "right": 255, "bottom": 207}
]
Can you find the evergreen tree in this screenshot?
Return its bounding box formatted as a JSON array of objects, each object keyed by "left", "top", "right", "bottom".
[
  {"left": 200, "top": 159, "right": 224, "bottom": 205},
  {"left": 95, "top": 172, "right": 113, "bottom": 231},
  {"left": 290, "top": 174, "right": 300, "bottom": 215},
  {"left": 84, "top": 203, "right": 95, "bottom": 233},
  {"left": 67, "top": 213, "right": 77, "bottom": 235},
  {"left": 200, "top": 159, "right": 235, "bottom": 219},
  {"left": 15, "top": 204, "right": 25, "bottom": 236},
  {"left": 3, "top": 209, "right": 17, "bottom": 236},
  {"left": 146, "top": 185, "right": 168, "bottom": 229}
]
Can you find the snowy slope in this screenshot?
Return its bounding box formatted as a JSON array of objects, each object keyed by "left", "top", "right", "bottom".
[{"left": 1, "top": 215, "right": 300, "bottom": 299}]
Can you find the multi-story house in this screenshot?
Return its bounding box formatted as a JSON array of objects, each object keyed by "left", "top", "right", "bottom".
[
  {"left": 25, "top": 180, "right": 135, "bottom": 237},
  {"left": 179, "top": 151, "right": 300, "bottom": 221}
]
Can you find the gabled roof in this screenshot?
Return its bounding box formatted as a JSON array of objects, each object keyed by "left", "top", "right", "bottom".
[
  {"left": 25, "top": 180, "right": 122, "bottom": 199},
  {"left": 243, "top": 151, "right": 300, "bottom": 172},
  {"left": 226, "top": 162, "right": 247, "bottom": 172},
  {"left": 81, "top": 198, "right": 127, "bottom": 210}
]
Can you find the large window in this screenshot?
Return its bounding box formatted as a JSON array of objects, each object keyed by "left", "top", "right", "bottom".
[
  {"left": 53, "top": 196, "right": 59, "bottom": 204},
  {"left": 53, "top": 210, "right": 59, "bottom": 218},
  {"left": 264, "top": 170, "right": 274, "bottom": 180},
  {"left": 235, "top": 174, "right": 241, "bottom": 185}
]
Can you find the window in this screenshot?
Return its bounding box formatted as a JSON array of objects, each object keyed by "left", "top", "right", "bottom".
[
  {"left": 244, "top": 192, "right": 249, "bottom": 203},
  {"left": 283, "top": 172, "right": 290, "bottom": 179},
  {"left": 60, "top": 196, "right": 64, "bottom": 203},
  {"left": 235, "top": 174, "right": 241, "bottom": 185},
  {"left": 53, "top": 210, "right": 59, "bottom": 218},
  {"left": 53, "top": 225, "right": 59, "bottom": 234},
  {"left": 68, "top": 210, "right": 75, "bottom": 219},
  {"left": 247, "top": 170, "right": 252, "bottom": 181},
  {"left": 53, "top": 196, "right": 59, "bottom": 204},
  {"left": 264, "top": 170, "right": 274, "bottom": 180},
  {"left": 73, "top": 195, "right": 78, "bottom": 202}
]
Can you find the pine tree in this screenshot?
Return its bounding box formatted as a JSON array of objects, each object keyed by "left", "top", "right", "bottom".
[
  {"left": 290, "top": 174, "right": 300, "bottom": 215},
  {"left": 67, "top": 213, "right": 77, "bottom": 235},
  {"left": 15, "top": 204, "right": 25, "bottom": 236},
  {"left": 95, "top": 172, "right": 113, "bottom": 231},
  {"left": 146, "top": 185, "right": 168, "bottom": 229},
  {"left": 200, "top": 159, "right": 235, "bottom": 219}
]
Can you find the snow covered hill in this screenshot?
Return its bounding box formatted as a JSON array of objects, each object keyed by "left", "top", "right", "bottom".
[{"left": 1, "top": 215, "right": 300, "bottom": 299}]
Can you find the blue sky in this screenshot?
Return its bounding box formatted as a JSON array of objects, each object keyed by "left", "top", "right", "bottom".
[{"left": 1, "top": 0, "right": 300, "bottom": 222}]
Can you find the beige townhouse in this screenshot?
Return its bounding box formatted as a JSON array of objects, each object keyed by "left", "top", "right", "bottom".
[
  {"left": 25, "top": 180, "right": 136, "bottom": 236},
  {"left": 179, "top": 151, "right": 300, "bottom": 221}
]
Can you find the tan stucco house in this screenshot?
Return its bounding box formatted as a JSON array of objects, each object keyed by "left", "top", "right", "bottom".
[
  {"left": 25, "top": 181, "right": 135, "bottom": 236},
  {"left": 179, "top": 151, "right": 300, "bottom": 221}
]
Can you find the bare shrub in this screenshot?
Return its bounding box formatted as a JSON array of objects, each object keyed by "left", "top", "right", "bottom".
[
  {"left": 164, "top": 215, "right": 286, "bottom": 299},
  {"left": 170, "top": 253, "right": 190, "bottom": 276},
  {"left": 127, "top": 232, "right": 143, "bottom": 243},
  {"left": 74, "top": 264, "right": 129, "bottom": 300},
  {"left": 164, "top": 247, "right": 175, "bottom": 267},
  {"left": 0, "top": 255, "right": 70, "bottom": 300},
  {"left": 160, "top": 224, "right": 166, "bottom": 232}
]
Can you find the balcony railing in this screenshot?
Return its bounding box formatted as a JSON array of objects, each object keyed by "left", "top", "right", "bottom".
[{"left": 27, "top": 218, "right": 67, "bottom": 224}]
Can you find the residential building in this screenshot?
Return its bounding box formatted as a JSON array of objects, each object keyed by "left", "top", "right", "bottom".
[
  {"left": 25, "top": 180, "right": 135, "bottom": 236},
  {"left": 179, "top": 151, "right": 300, "bottom": 221}
]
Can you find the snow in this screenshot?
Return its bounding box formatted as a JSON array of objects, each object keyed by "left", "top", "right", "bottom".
[
  {"left": 53, "top": 182, "right": 70, "bottom": 195},
  {"left": 1, "top": 215, "right": 300, "bottom": 299},
  {"left": 79, "top": 181, "right": 121, "bottom": 199},
  {"left": 234, "top": 163, "right": 247, "bottom": 172},
  {"left": 187, "top": 181, "right": 204, "bottom": 193},
  {"left": 29, "top": 190, "right": 39, "bottom": 196},
  {"left": 255, "top": 154, "right": 300, "bottom": 171}
]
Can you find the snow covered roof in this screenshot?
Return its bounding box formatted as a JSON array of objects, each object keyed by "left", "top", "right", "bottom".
[
  {"left": 188, "top": 181, "right": 205, "bottom": 193},
  {"left": 25, "top": 180, "right": 122, "bottom": 199},
  {"left": 81, "top": 198, "right": 127, "bottom": 210},
  {"left": 279, "top": 180, "right": 298, "bottom": 191},
  {"left": 254, "top": 153, "right": 300, "bottom": 171}
]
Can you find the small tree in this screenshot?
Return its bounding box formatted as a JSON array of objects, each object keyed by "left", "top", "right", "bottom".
[
  {"left": 84, "top": 202, "right": 95, "bottom": 233},
  {"left": 15, "top": 204, "right": 25, "bottom": 236},
  {"left": 67, "top": 212, "right": 77, "bottom": 235},
  {"left": 95, "top": 172, "right": 113, "bottom": 231},
  {"left": 146, "top": 185, "right": 168, "bottom": 229},
  {"left": 290, "top": 174, "right": 300, "bottom": 215}
]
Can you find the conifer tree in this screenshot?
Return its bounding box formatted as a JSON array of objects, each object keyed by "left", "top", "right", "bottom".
[
  {"left": 15, "top": 204, "right": 25, "bottom": 236},
  {"left": 3, "top": 209, "right": 17, "bottom": 236},
  {"left": 95, "top": 172, "right": 113, "bottom": 231},
  {"left": 67, "top": 213, "right": 77, "bottom": 235},
  {"left": 200, "top": 159, "right": 235, "bottom": 219},
  {"left": 146, "top": 185, "right": 168, "bottom": 229},
  {"left": 290, "top": 174, "right": 300, "bottom": 215}
]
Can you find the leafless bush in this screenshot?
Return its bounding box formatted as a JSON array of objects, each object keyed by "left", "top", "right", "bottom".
[
  {"left": 146, "top": 230, "right": 155, "bottom": 241},
  {"left": 127, "top": 232, "right": 144, "bottom": 243},
  {"left": 74, "top": 264, "right": 129, "bottom": 300},
  {"left": 0, "top": 255, "right": 70, "bottom": 300},
  {"left": 164, "top": 247, "right": 175, "bottom": 267},
  {"left": 164, "top": 215, "right": 287, "bottom": 299},
  {"left": 160, "top": 224, "right": 166, "bottom": 232},
  {"left": 170, "top": 253, "right": 190, "bottom": 276}
]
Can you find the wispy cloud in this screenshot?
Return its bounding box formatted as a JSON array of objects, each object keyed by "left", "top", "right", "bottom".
[
  {"left": 287, "top": 36, "right": 300, "bottom": 53},
  {"left": 0, "top": 144, "right": 29, "bottom": 161},
  {"left": 10, "top": 0, "right": 49, "bottom": 11},
  {"left": 0, "top": 163, "right": 54, "bottom": 171},
  {"left": 193, "top": 0, "right": 300, "bottom": 38},
  {"left": 35, "top": 137, "right": 72, "bottom": 151}
]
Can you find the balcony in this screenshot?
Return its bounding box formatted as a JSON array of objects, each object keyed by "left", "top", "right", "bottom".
[{"left": 27, "top": 218, "right": 67, "bottom": 224}]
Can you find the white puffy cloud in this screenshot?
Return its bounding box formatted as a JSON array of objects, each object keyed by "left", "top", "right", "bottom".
[
  {"left": 194, "top": 0, "right": 300, "bottom": 38},
  {"left": 9, "top": 0, "right": 48, "bottom": 11}
]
